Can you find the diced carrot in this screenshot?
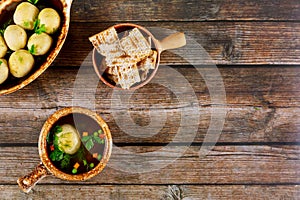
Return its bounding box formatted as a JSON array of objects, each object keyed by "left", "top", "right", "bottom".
[
  {"left": 93, "top": 153, "right": 98, "bottom": 159},
  {"left": 73, "top": 162, "right": 80, "bottom": 169},
  {"left": 50, "top": 145, "right": 55, "bottom": 151},
  {"left": 99, "top": 134, "right": 105, "bottom": 139},
  {"left": 82, "top": 132, "right": 88, "bottom": 136}
]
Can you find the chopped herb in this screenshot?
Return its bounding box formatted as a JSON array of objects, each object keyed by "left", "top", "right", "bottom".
[
  {"left": 50, "top": 149, "right": 64, "bottom": 162},
  {"left": 85, "top": 139, "right": 94, "bottom": 151},
  {"left": 0, "top": 60, "right": 2, "bottom": 65},
  {"left": 28, "top": 0, "right": 39, "bottom": 5},
  {"left": 36, "top": 24, "right": 46, "bottom": 34},
  {"left": 33, "top": 19, "right": 46, "bottom": 34},
  {"left": 83, "top": 159, "right": 87, "bottom": 166},
  {"left": 33, "top": 19, "right": 39, "bottom": 31},
  {"left": 23, "top": 21, "right": 30, "bottom": 28},
  {"left": 46, "top": 132, "right": 51, "bottom": 143},
  {"left": 97, "top": 154, "right": 102, "bottom": 161},
  {"left": 18, "top": 56, "right": 23, "bottom": 63},
  {"left": 29, "top": 44, "right": 36, "bottom": 55},
  {"left": 81, "top": 129, "right": 105, "bottom": 150},
  {"left": 93, "top": 136, "right": 102, "bottom": 144},
  {"left": 60, "top": 154, "right": 71, "bottom": 169},
  {"left": 54, "top": 125, "right": 62, "bottom": 134},
  {"left": 53, "top": 134, "right": 59, "bottom": 147},
  {"left": 81, "top": 136, "right": 90, "bottom": 142},
  {"left": 75, "top": 145, "right": 85, "bottom": 161}
]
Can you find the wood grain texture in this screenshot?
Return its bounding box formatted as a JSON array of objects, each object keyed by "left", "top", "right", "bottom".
[
  {"left": 1, "top": 0, "right": 299, "bottom": 197},
  {"left": 1, "top": 67, "right": 299, "bottom": 109},
  {"left": 53, "top": 22, "right": 300, "bottom": 66},
  {"left": 0, "top": 107, "right": 299, "bottom": 144},
  {"left": 0, "top": 185, "right": 299, "bottom": 200},
  {"left": 0, "top": 67, "right": 298, "bottom": 144},
  {"left": 69, "top": 0, "right": 300, "bottom": 22},
  {"left": 1, "top": 146, "right": 299, "bottom": 185}
]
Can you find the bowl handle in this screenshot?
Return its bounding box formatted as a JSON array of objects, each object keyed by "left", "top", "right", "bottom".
[
  {"left": 17, "top": 163, "right": 50, "bottom": 193},
  {"left": 158, "top": 32, "right": 186, "bottom": 52}
]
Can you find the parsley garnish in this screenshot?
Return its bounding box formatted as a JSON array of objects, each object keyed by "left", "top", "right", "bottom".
[
  {"left": 46, "top": 132, "right": 51, "bottom": 143},
  {"left": 85, "top": 139, "right": 94, "bottom": 150},
  {"left": 33, "top": 19, "right": 46, "bottom": 34},
  {"left": 23, "top": 21, "right": 30, "bottom": 28},
  {"left": 18, "top": 56, "right": 23, "bottom": 63},
  {"left": 29, "top": 44, "right": 36, "bottom": 55},
  {"left": 60, "top": 154, "right": 71, "bottom": 169},
  {"left": 54, "top": 125, "right": 63, "bottom": 133},
  {"left": 50, "top": 148, "right": 64, "bottom": 161},
  {"left": 0, "top": 60, "right": 2, "bottom": 65},
  {"left": 28, "top": 0, "right": 39, "bottom": 5},
  {"left": 82, "top": 130, "right": 105, "bottom": 150}
]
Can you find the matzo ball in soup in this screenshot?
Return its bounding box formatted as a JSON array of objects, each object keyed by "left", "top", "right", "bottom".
[
  {"left": 38, "top": 8, "right": 61, "bottom": 34},
  {"left": 0, "top": 36, "right": 8, "bottom": 58},
  {"left": 4, "top": 25, "right": 27, "bottom": 51},
  {"left": 13, "top": 2, "right": 39, "bottom": 30},
  {"left": 0, "top": 59, "right": 9, "bottom": 84},
  {"left": 27, "top": 33, "right": 53, "bottom": 56},
  {"left": 9, "top": 50, "right": 34, "bottom": 78}
]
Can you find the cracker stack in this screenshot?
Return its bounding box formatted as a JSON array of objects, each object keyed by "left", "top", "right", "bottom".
[{"left": 89, "top": 27, "right": 157, "bottom": 89}]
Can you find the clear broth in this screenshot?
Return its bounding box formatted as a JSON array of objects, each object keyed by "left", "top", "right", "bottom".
[{"left": 46, "top": 113, "right": 106, "bottom": 175}]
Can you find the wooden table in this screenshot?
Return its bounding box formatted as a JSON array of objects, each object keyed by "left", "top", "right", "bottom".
[{"left": 1, "top": 0, "right": 299, "bottom": 199}]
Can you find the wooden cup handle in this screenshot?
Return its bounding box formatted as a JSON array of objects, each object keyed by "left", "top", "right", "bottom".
[
  {"left": 158, "top": 32, "right": 186, "bottom": 52},
  {"left": 17, "top": 163, "right": 49, "bottom": 193}
]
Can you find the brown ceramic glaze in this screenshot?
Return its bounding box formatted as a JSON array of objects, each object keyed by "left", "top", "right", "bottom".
[
  {"left": 92, "top": 23, "right": 186, "bottom": 90},
  {"left": 17, "top": 107, "right": 113, "bottom": 193},
  {"left": 0, "top": 0, "right": 72, "bottom": 95}
]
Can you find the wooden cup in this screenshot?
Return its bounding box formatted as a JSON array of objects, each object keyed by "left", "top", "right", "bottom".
[
  {"left": 17, "top": 107, "right": 113, "bottom": 193},
  {"left": 92, "top": 23, "right": 186, "bottom": 90}
]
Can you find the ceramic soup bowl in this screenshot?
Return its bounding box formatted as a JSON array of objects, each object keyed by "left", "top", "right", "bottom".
[{"left": 17, "top": 107, "right": 113, "bottom": 193}]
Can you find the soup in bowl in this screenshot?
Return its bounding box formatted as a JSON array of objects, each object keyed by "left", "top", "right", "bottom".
[{"left": 17, "top": 107, "right": 113, "bottom": 193}]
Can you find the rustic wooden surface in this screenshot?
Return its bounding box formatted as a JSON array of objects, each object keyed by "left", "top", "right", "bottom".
[
  {"left": 0, "top": 0, "right": 299, "bottom": 199},
  {"left": 55, "top": 22, "right": 300, "bottom": 65}
]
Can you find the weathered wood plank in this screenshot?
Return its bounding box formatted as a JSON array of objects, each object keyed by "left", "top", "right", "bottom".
[
  {"left": 69, "top": 0, "right": 300, "bottom": 22},
  {"left": 0, "top": 185, "right": 299, "bottom": 200},
  {"left": 1, "top": 146, "right": 299, "bottom": 184},
  {"left": 1, "top": 67, "right": 299, "bottom": 108},
  {"left": 0, "top": 107, "right": 299, "bottom": 144},
  {"left": 54, "top": 22, "right": 300, "bottom": 66},
  {"left": 0, "top": 67, "right": 299, "bottom": 144}
]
